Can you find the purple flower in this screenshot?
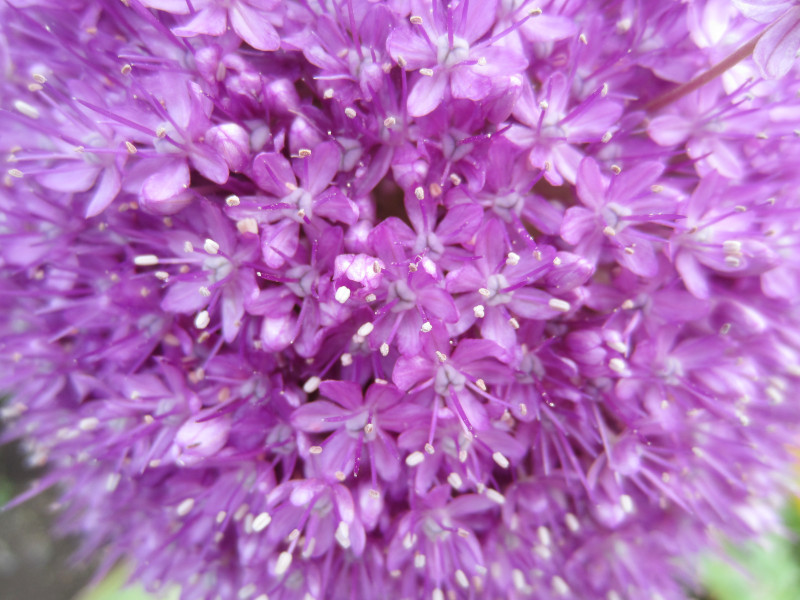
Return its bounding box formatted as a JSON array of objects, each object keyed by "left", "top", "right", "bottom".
[{"left": 3, "top": 2, "right": 800, "bottom": 600}]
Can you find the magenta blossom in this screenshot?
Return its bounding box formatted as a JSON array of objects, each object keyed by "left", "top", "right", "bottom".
[{"left": 2, "top": 2, "right": 800, "bottom": 600}]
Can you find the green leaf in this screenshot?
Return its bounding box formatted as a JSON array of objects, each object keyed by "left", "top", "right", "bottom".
[{"left": 72, "top": 567, "right": 179, "bottom": 600}]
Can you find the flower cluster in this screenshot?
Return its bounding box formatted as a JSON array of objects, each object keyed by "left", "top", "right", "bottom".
[{"left": 2, "top": 1, "right": 800, "bottom": 599}]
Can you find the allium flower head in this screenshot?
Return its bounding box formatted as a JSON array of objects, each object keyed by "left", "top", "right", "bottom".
[{"left": 2, "top": 1, "right": 800, "bottom": 600}]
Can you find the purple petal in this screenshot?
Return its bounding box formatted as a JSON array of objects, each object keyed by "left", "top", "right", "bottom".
[
  {"left": 392, "top": 355, "right": 433, "bottom": 391},
  {"left": 675, "top": 251, "right": 710, "bottom": 299},
  {"left": 84, "top": 167, "right": 121, "bottom": 217},
  {"left": 261, "top": 220, "right": 300, "bottom": 269},
  {"left": 291, "top": 400, "right": 349, "bottom": 432},
  {"left": 318, "top": 380, "right": 363, "bottom": 410},
  {"left": 407, "top": 71, "right": 448, "bottom": 118},
  {"left": 561, "top": 207, "right": 597, "bottom": 246},
  {"left": 190, "top": 144, "right": 229, "bottom": 185},
  {"left": 435, "top": 202, "right": 484, "bottom": 245},
  {"left": 141, "top": 158, "right": 190, "bottom": 203},
  {"left": 387, "top": 27, "right": 435, "bottom": 70},
  {"left": 450, "top": 67, "right": 492, "bottom": 100},
  {"left": 173, "top": 6, "right": 227, "bottom": 38},
  {"left": 417, "top": 286, "right": 458, "bottom": 322},
  {"left": 754, "top": 6, "right": 800, "bottom": 78},
  {"left": 648, "top": 114, "right": 694, "bottom": 146},
  {"left": 230, "top": 2, "right": 281, "bottom": 51},
  {"left": 252, "top": 152, "right": 296, "bottom": 197},
  {"left": 314, "top": 187, "right": 359, "bottom": 225},
  {"left": 39, "top": 164, "right": 99, "bottom": 193},
  {"left": 575, "top": 158, "right": 607, "bottom": 209},
  {"left": 459, "top": 0, "right": 497, "bottom": 42}
]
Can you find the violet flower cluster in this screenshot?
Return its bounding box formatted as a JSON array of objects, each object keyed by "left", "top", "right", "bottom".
[{"left": 2, "top": 1, "right": 800, "bottom": 599}]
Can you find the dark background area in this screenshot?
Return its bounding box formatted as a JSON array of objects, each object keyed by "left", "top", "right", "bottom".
[{"left": 0, "top": 441, "right": 93, "bottom": 600}]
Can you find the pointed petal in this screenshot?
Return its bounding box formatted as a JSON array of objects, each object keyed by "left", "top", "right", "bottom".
[
  {"left": 407, "top": 71, "right": 447, "bottom": 117},
  {"left": 230, "top": 2, "right": 281, "bottom": 51},
  {"left": 291, "top": 400, "right": 349, "bottom": 433},
  {"left": 754, "top": 6, "right": 800, "bottom": 78},
  {"left": 318, "top": 380, "right": 363, "bottom": 410},
  {"left": 173, "top": 6, "right": 227, "bottom": 38},
  {"left": 300, "top": 141, "right": 341, "bottom": 196},
  {"left": 85, "top": 167, "right": 121, "bottom": 217},
  {"left": 387, "top": 26, "right": 435, "bottom": 70},
  {"left": 141, "top": 158, "right": 190, "bottom": 202},
  {"left": 252, "top": 152, "right": 295, "bottom": 197},
  {"left": 191, "top": 144, "right": 229, "bottom": 184}
]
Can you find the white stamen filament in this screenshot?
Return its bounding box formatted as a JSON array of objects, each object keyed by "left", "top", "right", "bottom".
[{"left": 548, "top": 298, "right": 571, "bottom": 312}]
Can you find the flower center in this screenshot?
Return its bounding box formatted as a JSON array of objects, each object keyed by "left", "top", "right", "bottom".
[
  {"left": 485, "top": 273, "right": 512, "bottom": 306},
  {"left": 436, "top": 35, "right": 469, "bottom": 68}
]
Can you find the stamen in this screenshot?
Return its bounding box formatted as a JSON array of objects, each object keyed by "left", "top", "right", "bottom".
[
  {"left": 194, "top": 311, "right": 210, "bottom": 329},
  {"left": 405, "top": 451, "right": 425, "bottom": 466},
  {"left": 252, "top": 512, "right": 272, "bottom": 532},
  {"left": 357, "top": 322, "right": 374, "bottom": 337},
  {"left": 492, "top": 451, "right": 509, "bottom": 469},
  {"left": 275, "top": 551, "right": 292, "bottom": 576},
  {"left": 14, "top": 100, "right": 40, "bottom": 119},
  {"left": 176, "top": 497, "right": 195, "bottom": 516},
  {"left": 204, "top": 239, "right": 220, "bottom": 254},
  {"left": 303, "top": 376, "right": 321, "bottom": 394},
  {"left": 134, "top": 254, "right": 159, "bottom": 266},
  {"left": 448, "top": 472, "right": 463, "bottom": 489},
  {"left": 548, "top": 298, "right": 571, "bottom": 312},
  {"left": 335, "top": 286, "right": 351, "bottom": 303}
]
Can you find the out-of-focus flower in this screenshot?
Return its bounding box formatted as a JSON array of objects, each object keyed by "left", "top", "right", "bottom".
[{"left": 2, "top": 1, "right": 800, "bottom": 600}]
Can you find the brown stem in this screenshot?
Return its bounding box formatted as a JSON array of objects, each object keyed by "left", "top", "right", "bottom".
[{"left": 644, "top": 31, "right": 765, "bottom": 113}]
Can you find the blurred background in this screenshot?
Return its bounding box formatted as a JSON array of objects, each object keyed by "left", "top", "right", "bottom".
[{"left": 2, "top": 436, "right": 799, "bottom": 600}]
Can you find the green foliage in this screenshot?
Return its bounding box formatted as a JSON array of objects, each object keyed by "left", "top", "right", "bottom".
[{"left": 700, "top": 502, "right": 800, "bottom": 600}]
